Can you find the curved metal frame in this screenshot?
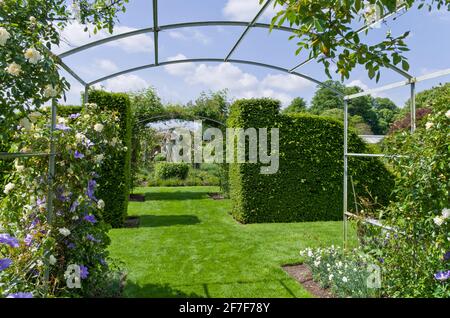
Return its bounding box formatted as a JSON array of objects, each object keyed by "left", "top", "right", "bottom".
[{"left": 51, "top": 0, "right": 450, "bottom": 252}]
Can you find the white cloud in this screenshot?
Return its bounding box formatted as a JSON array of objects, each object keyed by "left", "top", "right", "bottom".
[
  {"left": 94, "top": 74, "right": 149, "bottom": 92},
  {"left": 163, "top": 54, "right": 312, "bottom": 106},
  {"left": 55, "top": 22, "right": 153, "bottom": 55},
  {"left": 168, "top": 30, "right": 211, "bottom": 45},
  {"left": 347, "top": 79, "right": 369, "bottom": 91},
  {"left": 223, "top": 0, "right": 278, "bottom": 21}
]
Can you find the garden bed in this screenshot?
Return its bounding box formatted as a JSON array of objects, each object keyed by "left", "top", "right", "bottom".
[
  {"left": 282, "top": 264, "right": 334, "bottom": 298},
  {"left": 129, "top": 194, "right": 146, "bottom": 202}
]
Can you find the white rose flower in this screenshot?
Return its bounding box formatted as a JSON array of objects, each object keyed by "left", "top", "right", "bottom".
[
  {"left": 425, "top": 122, "right": 434, "bottom": 130},
  {"left": 6, "top": 62, "right": 21, "bottom": 76},
  {"left": 49, "top": 255, "right": 57, "bottom": 265},
  {"left": 94, "top": 123, "right": 104, "bottom": 132},
  {"left": 71, "top": 215, "right": 79, "bottom": 221},
  {"left": 0, "top": 27, "right": 11, "bottom": 46},
  {"left": 95, "top": 154, "right": 104, "bottom": 163},
  {"left": 44, "top": 85, "right": 59, "bottom": 98},
  {"left": 434, "top": 216, "right": 445, "bottom": 227},
  {"left": 75, "top": 132, "right": 86, "bottom": 141},
  {"left": 314, "top": 260, "right": 321, "bottom": 267},
  {"left": 446, "top": 109, "right": 450, "bottom": 119},
  {"left": 442, "top": 208, "right": 450, "bottom": 220},
  {"left": 97, "top": 199, "right": 105, "bottom": 210},
  {"left": 110, "top": 137, "right": 118, "bottom": 146},
  {"left": 14, "top": 159, "right": 25, "bottom": 172},
  {"left": 328, "top": 274, "right": 334, "bottom": 281},
  {"left": 29, "top": 16, "right": 37, "bottom": 24},
  {"left": 24, "top": 48, "right": 41, "bottom": 64},
  {"left": 342, "top": 276, "right": 348, "bottom": 283},
  {"left": 58, "top": 228, "right": 71, "bottom": 237},
  {"left": 3, "top": 182, "right": 15, "bottom": 194}
]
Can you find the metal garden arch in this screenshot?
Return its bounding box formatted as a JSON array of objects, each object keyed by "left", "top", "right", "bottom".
[{"left": 3, "top": 0, "right": 449, "bottom": 250}]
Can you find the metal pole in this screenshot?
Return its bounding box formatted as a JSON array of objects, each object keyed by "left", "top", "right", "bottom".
[
  {"left": 44, "top": 98, "right": 57, "bottom": 292},
  {"left": 343, "top": 100, "right": 349, "bottom": 250},
  {"left": 152, "top": 0, "right": 159, "bottom": 65},
  {"left": 410, "top": 82, "right": 416, "bottom": 133},
  {"left": 84, "top": 85, "right": 89, "bottom": 105}
]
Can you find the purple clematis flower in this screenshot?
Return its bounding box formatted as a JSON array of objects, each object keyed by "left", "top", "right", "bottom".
[
  {"left": 0, "top": 233, "right": 19, "bottom": 248},
  {"left": 67, "top": 242, "right": 76, "bottom": 249},
  {"left": 444, "top": 251, "right": 450, "bottom": 262},
  {"left": 24, "top": 233, "right": 34, "bottom": 246},
  {"left": 79, "top": 265, "right": 89, "bottom": 279},
  {"left": 86, "top": 234, "right": 100, "bottom": 243},
  {"left": 74, "top": 150, "right": 84, "bottom": 159},
  {"left": 434, "top": 270, "right": 450, "bottom": 282},
  {"left": 6, "top": 292, "right": 33, "bottom": 298},
  {"left": 83, "top": 214, "right": 97, "bottom": 224},
  {"left": 69, "top": 200, "right": 80, "bottom": 213},
  {"left": 86, "top": 179, "right": 97, "bottom": 201},
  {"left": 0, "top": 258, "right": 13, "bottom": 271},
  {"left": 55, "top": 124, "right": 71, "bottom": 131},
  {"left": 69, "top": 113, "right": 81, "bottom": 119}
]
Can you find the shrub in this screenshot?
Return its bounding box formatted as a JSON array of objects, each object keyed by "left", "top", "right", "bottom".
[
  {"left": 154, "top": 162, "right": 189, "bottom": 180},
  {"left": 228, "top": 98, "right": 394, "bottom": 223},
  {"left": 88, "top": 90, "right": 132, "bottom": 228},
  {"left": 57, "top": 105, "right": 83, "bottom": 117},
  {"left": 300, "top": 246, "right": 381, "bottom": 298},
  {"left": 370, "top": 95, "right": 450, "bottom": 297},
  {"left": 0, "top": 103, "right": 126, "bottom": 297}
]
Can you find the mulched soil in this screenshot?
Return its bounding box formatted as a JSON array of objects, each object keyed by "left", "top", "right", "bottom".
[
  {"left": 124, "top": 216, "right": 140, "bottom": 228},
  {"left": 207, "top": 192, "right": 225, "bottom": 200},
  {"left": 129, "top": 194, "right": 146, "bottom": 202},
  {"left": 282, "top": 264, "right": 335, "bottom": 298}
]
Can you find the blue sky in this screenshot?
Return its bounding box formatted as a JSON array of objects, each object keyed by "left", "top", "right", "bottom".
[{"left": 57, "top": 0, "right": 450, "bottom": 108}]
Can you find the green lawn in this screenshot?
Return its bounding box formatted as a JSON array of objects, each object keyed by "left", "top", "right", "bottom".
[{"left": 108, "top": 186, "right": 356, "bottom": 298}]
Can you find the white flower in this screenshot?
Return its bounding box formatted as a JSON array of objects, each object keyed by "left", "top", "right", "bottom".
[
  {"left": 94, "top": 123, "right": 104, "bottom": 132},
  {"left": 342, "top": 276, "right": 348, "bottom": 283},
  {"left": 95, "top": 154, "right": 104, "bottom": 163},
  {"left": 110, "top": 137, "right": 118, "bottom": 146},
  {"left": 434, "top": 216, "right": 445, "bottom": 227},
  {"left": 328, "top": 274, "right": 334, "bottom": 281},
  {"left": 49, "top": 255, "right": 57, "bottom": 265},
  {"left": 58, "top": 228, "right": 71, "bottom": 237},
  {"left": 29, "top": 16, "right": 37, "bottom": 24},
  {"left": 24, "top": 48, "right": 41, "bottom": 64},
  {"left": 425, "top": 122, "right": 434, "bottom": 130},
  {"left": 71, "top": 215, "right": 79, "bottom": 221},
  {"left": 446, "top": 109, "right": 450, "bottom": 119},
  {"left": 314, "top": 260, "right": 321, "bottom": 267},
  {"left": 442, "top": 208, "right": 450, "bottom": 219},
  {"left": 307, "top": 250, "right": 313, "bottom": 258},
  {"left": 97, "top": 199, "right": 105, "bottom": 210},
  {"left": 14, "top": 159, "right": 25, "bottom": 172},
  {"left": 44, "top": 85, "right": 59, "bottom": 98},
  {"left": 6, "top": 62, "right": 21, "bottom": 76},
  {"left": 3, "top": 182, "right": 15, "bottom": 194},
  {"left": 0, "top": 27, "right": 11, "bottom": 46},
  {"left": 75, "top": 132, "right": 86, "bottom": 141}
]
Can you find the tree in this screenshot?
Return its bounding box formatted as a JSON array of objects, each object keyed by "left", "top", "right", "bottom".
[
  {"left": 310, "top": 80, "right": 346, "bottom": 114},
  {"left": 188, "top": 90, "right": 229, "bottom": 124},
  {"left": 320, "top": 108, "right": 373, "bottom": 135},
  {"left": 345, "top": 85, "right": 380, "bottom": 134},
  {"left": 269, "top": 0, "right": 449, "bottom": 82},
  {"left": 283, "top": 97, "right": 307, "bottom": 114},
  {"left": 374, "top": 97, "right": 398, "bottom": 111}
]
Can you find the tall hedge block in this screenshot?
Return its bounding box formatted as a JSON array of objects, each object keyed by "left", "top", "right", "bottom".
[
  {"left": 88, "top": 90, "right": 132, "bottom": 227},
  {"left": 228, "top": 98, "right": 394, "bottom": 223}
]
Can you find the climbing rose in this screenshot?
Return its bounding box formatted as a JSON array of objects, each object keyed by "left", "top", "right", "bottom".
[
  {"left": 434, "top": 216, "right": 445, "bottom": 227},
  {"left": 0, "top": 27, "right": 10, "bottom": 46},
  {"left": 425, "top": 122, "right": 434, "bottom": 130},
  {"left": 58, "top": 228, "right": 71, "bottom": 237},
  {"left": 94, "top": 123, "right": 104, "bottom": 132},
  {"left": 5, "top": 62, "right": 21, "bottom": 76},
  {"left": 3, "top": 182, "right": 15, "bottom": 194},
  {"left": 24, "top": 48, "right": 41, "bottom": 64},
  {"left": 97, "top": 199, "right": 105, "bottom": 210},
  {"left": 446, "top": 109, "right": 450, "bottom": 119}
]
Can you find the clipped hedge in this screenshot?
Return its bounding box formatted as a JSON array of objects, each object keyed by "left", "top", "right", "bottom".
[
  {"left": 57, "top": 105, "right": 83, "bottom": 117},
  {"left": 154, "top": 162, "right": 190, "bottom": 180},
  {"left": 228, "top": 98, "right": 394, "bottom": 223},
  {"left": 88, "top": 90, "right": 132, "bottom": 227}
]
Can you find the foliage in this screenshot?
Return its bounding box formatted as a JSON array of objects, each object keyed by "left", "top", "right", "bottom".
[
  {"left": 388, "top": 107, "right": 432, "bottom": 133},
  {"left": 0, "top": 103, "right": 126, "bottom": 297},
  {"left": 372, "top": 96, "right": 450, "bottom": 297},
  {"left": 88, "top": 90, "right": 132, "bottom": 228},
  {"left": 320, "top": 108, "right": 373, "bottom": 135},
  {"left": 0, "top": 0, "right": 129, "bottom": 140},
  {"left": 228, "top": 98, "right": 394, "bottom": 223},
  {"left": 154, "top": 162, "right": 190, "bottom": 180},
  {"left": 269, "top": 0, "right": 449, "bottom": 81},
  {"left": 310, "top": 80, "right": 345, "bottom": 114},
  {"left": 282, "top": 97, "right": 307, "bottom": 114},
  {"left": 300, "top": 246, "right": 381, "bottom": 297}
]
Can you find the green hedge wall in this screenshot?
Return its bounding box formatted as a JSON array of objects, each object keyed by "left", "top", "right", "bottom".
[
  {"left": 228, "top": 98, "right": 394, "bottom": 223},
  {"left": 88, "top": 90, "right": 132, "bottom": 228},
  {"left": 154, "top": 162, "right": 190, "bottom": 180},
  {"left": 57, "top": 105, "right": 83, "bottom": 117}
]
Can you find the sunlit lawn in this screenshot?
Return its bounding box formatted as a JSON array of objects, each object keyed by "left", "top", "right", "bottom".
[{"left": 108, "top": 186, "right": 356, "bottom": 298}]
